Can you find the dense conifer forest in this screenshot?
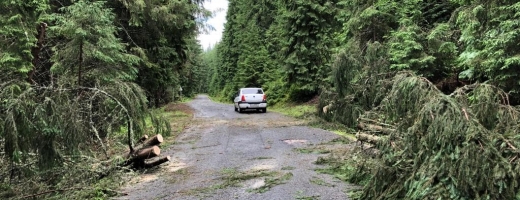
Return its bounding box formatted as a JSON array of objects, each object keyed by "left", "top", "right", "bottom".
[
  {"left": 1, "top": 0, "right": 209, "bottom": 198},
  {"left": 2, "top": 0, "right": 520, "bottom": 199},
  {"left": 204, "top": 0, "right": 520, "bottom": 199}
]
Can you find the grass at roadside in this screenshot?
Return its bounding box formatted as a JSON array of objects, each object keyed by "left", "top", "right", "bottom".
[
  {"left": 181, "top": 168, "right": 293, "bottom": 196},
  {"left": 94, "top": 103, "right": 194, "bottom": 199},
  {"left": 269, "top": 102, "right": 357, "bottom": 142},
  {"left": 269, "top": 101, "right": 368, "bottom": 199},
  {"left": 269, "top": 103, "right": 316, "bottom": 119},
  {"left": 162, "top": 102, "right": 194, "bottom": 139}
]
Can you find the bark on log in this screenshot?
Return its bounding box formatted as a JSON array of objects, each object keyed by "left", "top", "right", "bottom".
[
  {"left": 124, "top": 134, "right": 163, "bottom": 160},
  {"left": 140, "top": 134, "right": 163, "bottom": 148},
  {"left": 137, "top": 135, "right": 149, "bottom": 144},
  {"left": 357, "top": 122, "right": 395, "bottom": 135},
  {"left": 133, "top": 145, "right": 160, "bottom": 160},
  {"left": 358, "top": 118, "right": 396, "bottom": 128},
  {"left": 123, "top": 146, "right": 161, "bottom": 166},
  {"left": 144, "top": 156, "right": 170, "bottom": 168},
  {"left": 128, "top": 134, "right": 163, "bottom": 156},
  {"left": 356, "top": 132, "right": 383, "bottom": 144}
]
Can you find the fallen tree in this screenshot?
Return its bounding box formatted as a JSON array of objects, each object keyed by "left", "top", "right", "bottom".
[
  {"left": 356, "top": 122, "right": 395, "bottom": 135},
  {"left": 144, "top": 156, "right": 171, "bottom": 168},
  {"left": 355, "top": 133, "right": 384, "bottom": 145},
  {"left": 320, "top": 70, "right": 520, "bottom": 199}
]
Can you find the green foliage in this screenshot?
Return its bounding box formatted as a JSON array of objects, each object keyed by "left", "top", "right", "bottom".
[
  {"left": 357, "top": 73, "right": 520, "bottom": 199},
  {"left": 234, "top": 23, "right": 272, "bottom": 88},
  {"left": 270, "top": 104, "right": 316, "bottom": 119},
  {"left": 0, "top": 0, "right": 49, "bottom": 79},
  {"left": 316, "top": 150, "right": 375, "bottom": 186},
  {"left": 450, "top": 1, "right": 520, "bottom": 102},
  {"left": 205, "top": 0, "right": 341, "bottom": 104},
  {"left": 279, "top": 0, "right": 338, "bottom": 101},
  {"left": 320, "top": 42, "right": 392, "bottom": 127},
  {"left": 323, "top": 70, "right": 520, "bottom": 199},
  {"left": 111, "top": 0, "right": 209, "bottom": 106},
  {"left": 49, "top": 0, "right": 140, "bottom": 86},
  {"left": 388, "top": 22, "right": 435, "bottom": 75},
  {"left": 1, "top": 0, "right": 202, "bottom": 198},
  {"left": 204, "top": 44, "right": 221, "bottom": 96},
  {"left": 341, "top": 2, "right": 398, "bottom": 45}
]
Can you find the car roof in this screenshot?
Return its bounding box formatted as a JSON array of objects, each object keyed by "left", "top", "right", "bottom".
[{"left": 241, "top": 87, "right": 263, "bottom": 90}]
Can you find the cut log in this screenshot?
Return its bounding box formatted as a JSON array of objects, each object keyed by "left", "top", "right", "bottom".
[
  {"left": 141, "top": 134, "right": 163, "bottom": 148},
  {"left": 144, "top": 156, "right": 171, "bottom": 168},
  {"left": 356, "top": 132, "right": 383, "bottom": 144},
  {"left": 124, "top": 134, "right": 163, "bottom": 161},
  {"left": 137, "top": 135, "right": 149, "bottom": 144},
  {"left": 123, "top": 145, "right": 161, "bottom": 166},
  {"left": 357, "top": 122, "right": 395, "bottom": 135},
  {"left": 128, "top": 134, "right": 164, "bottom": 156},
  {"left": 133, "top": 145, "right": 160, "bottom": 160}
]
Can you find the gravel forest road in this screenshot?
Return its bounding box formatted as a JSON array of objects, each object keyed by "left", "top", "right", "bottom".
[{"left": 115, "top": 95, "right": 353, "bottom": 200}]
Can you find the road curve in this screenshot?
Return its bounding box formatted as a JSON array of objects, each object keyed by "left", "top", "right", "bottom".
[{"left": 115, "top": 95, "right": 352, "bottom": 200}]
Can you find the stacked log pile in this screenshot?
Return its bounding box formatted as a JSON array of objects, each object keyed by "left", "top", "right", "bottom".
[{"left": 122, "top": 134, "right": 170, "bottom": 169}]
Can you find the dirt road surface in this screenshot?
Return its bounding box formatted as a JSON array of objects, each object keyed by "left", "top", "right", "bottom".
[{"left": 115, "top": 95, "right": 354, "bottom": 200}]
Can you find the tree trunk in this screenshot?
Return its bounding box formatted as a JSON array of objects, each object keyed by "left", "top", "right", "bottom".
[
  {"left": 358, "top": 118, "right": 395, "bottom": 128},
  {"left": 133, "top": 145, "right": 160, "bottom": 160},
  {"left": 123, "top": 145, "right": 161, "bottom": 166},
  {"left": 356, "top": 132, "right": 383, "bottom": 144},
  {"left": 357, "top": 122, "right": 395, "bottom": 135},
  {"left": 140, "top": 134, "right": 163, "bottom": 149},
  {"left": 29, "top": 22, "right": 48, "bottom": 85},
  {"left": 137, "top": 135, "right": 148, "bottom": 144},
  {"left": 144, "top": 156, "right": 170, "bottom": 168},
  {"left": 78, "top": 42, "right": 83, "bottom": 86}
]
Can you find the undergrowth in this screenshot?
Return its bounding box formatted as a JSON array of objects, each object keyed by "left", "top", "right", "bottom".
[
  {"left": 0, "top": 102, "right": 193, "bottom": 199},
  {"left": 270, "top": 103, "right": 316, "bottom": 119},
  {"left": 189, "top": 168, "right": 293, "bottom": 195},
  {"left": 319, "top": 70, "right": 520, "bottom": 199}
]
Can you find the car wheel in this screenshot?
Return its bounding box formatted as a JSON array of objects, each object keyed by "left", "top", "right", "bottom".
[
  {"left": 234, "top": 106, "right": 238, "bottom": 112},
  {"left": 262, "top": 108, "right": 267, "bottom": 113},
  {"left": 238, "top": 107, "right": 242, "bottom": 113}
]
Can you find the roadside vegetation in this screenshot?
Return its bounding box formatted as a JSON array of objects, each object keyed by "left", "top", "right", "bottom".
[
  {"left": 0, "top": 0, "right": 206, "bottom": 199},
  {"left": 0, "top": 101, "right": 194, "bottom": 199},
  {"left": 203, "top": 0, "right": 520, "bottom": 199},
  {"left": 3, "top": 0, "right": 520, "bottom": 199},
  {"left": 182, "top": 168, "right": 293, "bottom": 198}
]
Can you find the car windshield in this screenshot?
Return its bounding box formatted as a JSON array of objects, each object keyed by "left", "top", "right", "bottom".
[{"left": 242, "top": 88, "right": 263, "bottom": 94}]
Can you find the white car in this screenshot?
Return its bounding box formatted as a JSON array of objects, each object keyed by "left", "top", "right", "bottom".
[{"left": 234, "top": 88, "right": 267, "bottom": 113}]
